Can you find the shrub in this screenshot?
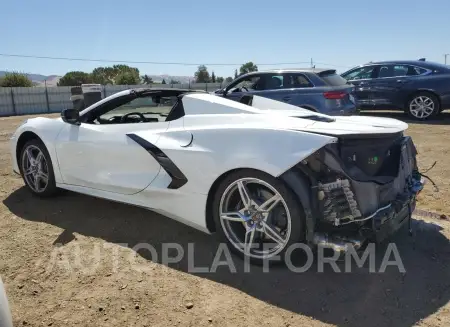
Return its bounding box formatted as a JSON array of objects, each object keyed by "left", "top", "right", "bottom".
[{"left": 0, "top": 72, "right": 33, "bottom": 87}]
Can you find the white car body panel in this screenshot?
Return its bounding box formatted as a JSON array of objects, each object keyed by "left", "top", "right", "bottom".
[
  {"left": 0, "top": 278, "right": 12, "bottom": 327},
  {"left": 10, "top": 92, "right": 409, "bottom": 233}
]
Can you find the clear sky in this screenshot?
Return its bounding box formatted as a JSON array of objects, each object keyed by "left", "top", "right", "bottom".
[{"left": 1, "top": 0, "right": 449, "bottom": 78}]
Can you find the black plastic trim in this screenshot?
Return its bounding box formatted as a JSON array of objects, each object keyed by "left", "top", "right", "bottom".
[{"left": 127, "top": 133, "right": 188, "bottom": 189}]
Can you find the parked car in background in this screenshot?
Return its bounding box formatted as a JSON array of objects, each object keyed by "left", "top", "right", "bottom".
[
  {"left": 214, "top": 69, "right": 357, "bottom": 115},
  {"left": 0, "top": 278, "right": 13, "bottom": 327},
  {"left": 341, "top": 60, "right": 450, "bottom": 120}
]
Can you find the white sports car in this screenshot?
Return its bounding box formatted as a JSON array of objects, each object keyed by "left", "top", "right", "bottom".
[
  {"left": 10, "top": 88, "right": 423, "bottom": 263},
  {"left": 0, "top": 278, "right": 12, "bottom": 327}
]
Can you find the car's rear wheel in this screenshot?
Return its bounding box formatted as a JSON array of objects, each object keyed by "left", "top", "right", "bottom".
[
  {"left": 212, "top": 169, "right": 305, "bottom": 265},
  {"left": 19, "top": 139, "right": 58, "bottom": 197},
  {"left": 406, "top": 92, "right": 440, "bottom": 120}
]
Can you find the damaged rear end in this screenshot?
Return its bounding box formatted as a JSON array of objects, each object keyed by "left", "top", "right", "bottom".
[{"left": 281, "top": 130, "right": 424, "bottom": 251}]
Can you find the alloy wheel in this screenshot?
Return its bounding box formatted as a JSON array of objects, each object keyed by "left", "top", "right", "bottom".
[
  {"left": 21, "top": 145, "right": 49, "bottom": 193},
  {"left": 409, "top": 96, "right": 435, "bottom": 119},
  {"left": 219, "top": 178, "right": 292, "bottom": 259}
]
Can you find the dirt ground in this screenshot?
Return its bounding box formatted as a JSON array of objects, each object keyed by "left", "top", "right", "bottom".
[{"left": 0, "top": 111, "right": 449, "bottom": 327}]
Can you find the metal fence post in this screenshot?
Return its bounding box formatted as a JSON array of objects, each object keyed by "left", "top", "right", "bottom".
[
  {"left": 45, "top": 86, "right": 50, "bottom": 112},
  {"left": 10, "top": 88, "right": 16, "bottom": 115},
  {"left": 205, "top": 83, "right": 207, "bottom": 91},
  {"left": 103, "top": 85, "right": 107, "bottom": 98}
]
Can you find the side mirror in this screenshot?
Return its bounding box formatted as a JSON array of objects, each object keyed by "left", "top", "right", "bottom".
[
  {"left": 61, "top": 109, "right": 80, "bottom": 125},
  {"left": 215, "top": 89, "right": 227, "bottom": 96}
]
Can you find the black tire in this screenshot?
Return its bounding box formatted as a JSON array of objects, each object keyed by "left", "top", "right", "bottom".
[
  {"left": 19, "top": 139, "right": 59, "bottom": 197},
  {"left": 212, "top": 169, "right": 306, "bottom": 265},
  {"left": 406, "top": 92, "right": 440, "bottom": 120}
]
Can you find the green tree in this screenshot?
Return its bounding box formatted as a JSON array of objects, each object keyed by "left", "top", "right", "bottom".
[
  {"left": 216, "top": 76, "right": 224, "bottom": 83},
  {"left": 239, "top": 62, "right": 258, "bottom": 75},
  {"left": 211, "top": 71, "right": 216, "bottom": 83},
  {"left": 194, "top": 65, "right": 210, "bottom": 83},
  {"left": 112, "top": 65, "right": 139, "bottom": 84},
  {"left": 57, "top": 71, "right": 92, "bottom": 86},
  {"left": 115, "top": 72, "right": 140, "bottom": 85},
  {"left": 90, "top": 67, "right": 115, "bottom": 85},
  {"left": 161, "top": 79, "right": 166, "bottom": 84},
  {"left": 0, "top": 72, "right": 33, "bottom": 87},
  {"left": 225, "top": 76, "right": 233, "bottom": 83},
  {"left": 141, "top": 75, "right": 153, "bottom": 84}
]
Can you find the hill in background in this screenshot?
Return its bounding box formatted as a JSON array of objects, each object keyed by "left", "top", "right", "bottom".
[{"left": 0, "top": 71, "right": 194, "bottom": 87}]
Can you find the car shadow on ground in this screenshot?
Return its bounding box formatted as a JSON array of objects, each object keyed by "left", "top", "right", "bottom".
[
  {"left": 3, "top": 187, "right": 450, "bottom": 327},
  {"left": 360, "top": 110, "right": 450, "bottom": 125}
]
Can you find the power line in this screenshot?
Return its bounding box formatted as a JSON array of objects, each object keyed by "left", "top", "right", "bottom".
[{"left": 0, "top": 53, "right": 347, "bottom": 68}]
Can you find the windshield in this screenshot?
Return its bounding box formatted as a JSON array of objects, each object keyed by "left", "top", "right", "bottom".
[{"left": 99, "top": 95, "right": 178, "bottom": 121}]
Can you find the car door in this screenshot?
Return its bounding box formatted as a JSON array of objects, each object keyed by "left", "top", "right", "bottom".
[
  {"left": 55, "top": 94, "right": 174, "bottom": 195},
  {"left": 368, "top": 64, "right": 414, "bottom": 108},
  {"left": 342, "top": 65, "right": 378, "bottom": 108},
  {"left": 280, "top": 73, "right": 317, "bottom": 108}
]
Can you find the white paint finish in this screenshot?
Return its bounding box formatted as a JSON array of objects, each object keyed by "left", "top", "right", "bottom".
[
  {"left": 0, "top": 278, "right": 13, "bottom": 327},
  {"left": 10, "top": 117, "right": 66, "bottom": 183},
  {"left": 57, "top": 182, "right": 210, "bottom": 233},
  {"left": 55, "top": 122, "right": 169, "bottom": 195},
  {"left": 10, "top": 91, "right": 411, "bottom": 233},
  {"left": 181, "top": 93, "right": 408, "bottom": 135},
  {"left": 160, "top": 126, "right": 336, "bottom": 195}
]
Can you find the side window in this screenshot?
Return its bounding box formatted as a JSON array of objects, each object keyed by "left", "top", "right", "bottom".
[
  {"left": 259, "top": 74, "right": 284, "bottom": 90},
  {"left": 378, "top": 65, "right": 410, "bottom": 78},
  {"left": 228, "top": 75, "right": 262, "bottom": 91},
  {"left": 392, "top": 65, "right": 409, "bottom": 77},
  {"left": 285, "top": 74, "right": 313, "bottom": 88},
  {"left": 378, "top": 65, "right": 392, "bottom": 78},
  {"left": 342, "top": 66, "right": 376, "bottom": 80},
  {"left": 410, "top": 66, "right": 428, "bottom": 75}
]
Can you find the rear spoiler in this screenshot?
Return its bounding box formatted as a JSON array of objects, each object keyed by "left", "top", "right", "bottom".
[{"left": 317, "top": 69, "right": 337, "bottom": 76}]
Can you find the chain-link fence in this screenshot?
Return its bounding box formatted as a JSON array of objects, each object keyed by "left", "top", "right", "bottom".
[{"left": 0, "top": 83, "right": 224, "bottom": 116}]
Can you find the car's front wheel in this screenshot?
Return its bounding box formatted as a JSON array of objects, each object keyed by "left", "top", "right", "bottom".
[
  {"left": 19, "top": 139, "right": 58, "bottom": 197},
  {"left": 212, "top": 169, "right": 305, "bottom": 265},
  {"left": 406, "top": 92, "right": 440, "bottom": 120}
]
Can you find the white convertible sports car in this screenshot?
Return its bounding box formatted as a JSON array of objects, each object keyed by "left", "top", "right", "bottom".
[
  {"left": 10, "top": 88, "right": 423, "bottom": 263},
  {"left": 0, "top": 278, "right": 12, "bottom": 327}
]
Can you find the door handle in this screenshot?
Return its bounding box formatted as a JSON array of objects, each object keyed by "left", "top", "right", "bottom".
[
  {"left": 282, "top": 96, "right": 291, "bottom": 102},
  {"left": 396, "top": 80, "right": 406, "bottom": 83}
]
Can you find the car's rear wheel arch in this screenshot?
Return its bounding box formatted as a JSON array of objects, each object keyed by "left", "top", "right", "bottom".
[
  {"left": 205, "top": 167, "right": 311, "bottom": 235},
  {"left": 205, "top": 168, "right": 255, "bottom": 233}
]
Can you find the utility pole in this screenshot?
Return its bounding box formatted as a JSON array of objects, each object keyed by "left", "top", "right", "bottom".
[
  {"left": 310, "top": 58, "right": 313, "bottom": 68},
  {"left": 445, "top": 54, "right": 450, "bottom": 65}
]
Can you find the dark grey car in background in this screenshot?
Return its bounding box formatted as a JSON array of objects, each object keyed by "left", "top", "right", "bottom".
[
  {"left": 214, "top": 69, "right": 357, "bottom": 115},
  {"left": 341, "top": 60, "right": 450, "bottom": 120}
]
